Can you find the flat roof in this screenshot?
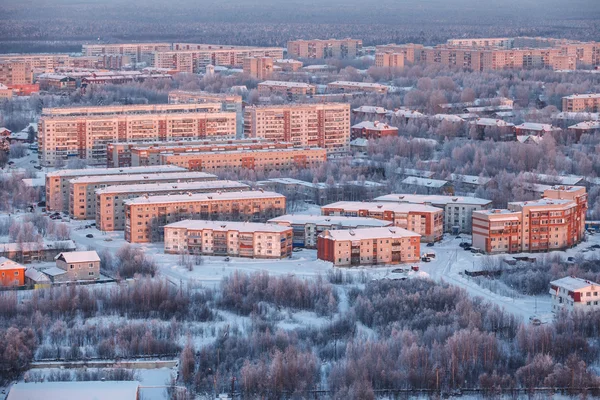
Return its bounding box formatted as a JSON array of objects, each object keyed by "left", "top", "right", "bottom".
[
  {"left": 320, "top": 226, "right": 420, "bottom": 241},
  {"left": 352, "top": 121, "right": 397, "bottom": 131},
  {"left": 516, "top": 122, "right": 557, "bottom": 131},
  {"left": 7, "top": 381, "right": 140, "bottom": 400},
  {"left": 47, "top": 165, "right": 186, "bottom": 178},
  {"left": 165, "top": 219, "right": 292, "bottom": 233},
  {"left": 375, "top": 194, "right": 491, "bottom": 206},
  {"left": 449, "top": 174, "right": 492, "bottom": 185},
  {"left": 322, "top": 201, "right": 442, "bottom": 213},
  {"left": 259, "top": 80, "right": 315, "bottom": 88},
  {"left": 470, "top": 118, "right": 514, "bottom": 127},
  {"left": 269, "top": 214, "right": 393, "bottom": 227},
  {"left": 569, "top": 121, "right": 600, "bottom": 130},
  {"left": 328, "top": 81, "right": 387, "bottom": 88},
  {"left": 395, "top": 168, "right": 435, "bottom": 178},
  {"left": 261, "top": 177, "right": 329, "bottom": 189},
  {"left": 563, "top": 93, "right": 600, "bottom": 100},
  {"left": 161, "top": 147, "right": 325, "bottom": 157},
  {"left": 124, "top": 190, "right": 285, "bottom": 205},
  {"left": 96, "top": 180, "right": 248, "bottom": 195},
  {"left": 509, "top": 198, "right": 574, "bottom": 208},
  {"left": 352, "top": 106, "right": 387, "bottom": 113},
  {"left": 70, "top": 171, "right": 216, "bottom": 185},
  {"left": 550, "top": 276, "right": 598, "bottom": 291},
  {"left": 402, "top": 177, "right": 449, "bottom": 188},
  {"left": 522, "top": 172, "right": 584, "bottom": 186}
]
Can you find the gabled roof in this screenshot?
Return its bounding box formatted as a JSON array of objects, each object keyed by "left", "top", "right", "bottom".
[
  {"left": 320, "top": 226, "right": 420, "bottom": 241},
  {"left": 0, "top": 257, "right": 25, "bottom": 270},
  {"left": 56, "top": 250, "right": 100, "bottom": 264}
]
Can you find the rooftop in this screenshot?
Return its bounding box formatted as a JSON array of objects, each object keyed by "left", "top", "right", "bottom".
[
  {"left": 0, "top": 257, "right": 25, "bottom": 270},
  {"left": 96, "top": 180, "right": 248, "bottom": 195},
  {"left": 515, "top": 122, "right": 558, "bottom": 132},
  {"left": 320, "top": 226, "right": 421, "bottom": 241},
  {"left": 352, "top": 121, "right": 397, "bottom": 131},
  {"left": 25, "top": 267, "right": 51, "bottom": 283},
  {"left": 328, "top": 81, "right": 387, "bottom": 88},
  {"left": 70, "top": 171, "right": 217, "bottom": 185},
  {"left": 323, "top": 201, "right": 443, "bottom": 213},
  {"left": 563, "top": 93, "right": 600, "bottom": 100},
  {"left": 569, "top": 121, "right": 600, "bottom": 130},
  {"left": 352, "top": 106, "right": 387, "bottom": 114},
  {"left": 165, "top": 219, "right": 292, "bottom": 233},
  {"left": 259, "top": 80, "right": 315, "bottom": 88},
  {"left": 43, "top": 266, "right": 68, "bottom": 277},
  {"left": 522, "top": 172, "right": 584, "bottom": 186},
  {"left": 470, "top": 118, "right": 514, "bottom": 127},
  {"left": 124, "top": 190, "right": 285, "bottom": 205},
  {"left": 47, "top": 165, "right": 186, "bottom": 179},
  {"left": 392, "top": 109, "right": 425, "bottom": 118},
  {"left": 509, "top": 198, "right": 574, "bottom": 208},
  {"left": 269, "top": 214, "right": 393, "bottom": 227},
  {"left": 550, "top": 276, "right": 598, "bottom": 291},
  {"left": 374, "top": 194, "right": 491, "bottom": 206},
  {"left": 402, "top": 177, "right": 449, "bottom": 188},
  {"left": 7, "top": 381, "right": 140, "bottom": 400},
  {"left": 395, "top": 168, "right": 435, "bottom": 178},
  {"left": 0, "top": 240, "right": 76, "bottom": 253},
  {"left": 449, "top": 174, "right": 493, "bottom": 186},
  {"left": 56, "top": 251, "right": 100, "bottom": 263},
  {"left": 431, "top": 114, "right": 464, "bottom": 122}
]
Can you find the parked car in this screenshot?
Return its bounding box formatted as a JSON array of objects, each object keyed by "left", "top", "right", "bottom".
[
  {"left": 421, "top": 257, "right": 431, "bottom": 262},
  {"left": 426, "top": 242, "right": 435, "bottom": 247},
  {"left": 86, "top": 234, "right": 94, "bottom": 238},
  {"left": 224, "top": 257, "right": 230, "bottom": 262}
]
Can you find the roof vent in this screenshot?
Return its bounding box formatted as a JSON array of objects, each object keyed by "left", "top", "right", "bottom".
[{"left": 349, "top": 230, "right": 355, "bottom": 236}]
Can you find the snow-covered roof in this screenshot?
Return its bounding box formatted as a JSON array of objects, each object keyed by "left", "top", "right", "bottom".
[
  {"left": 449, "top": 174, "right": 492, "bottom": 186},
  {"left": 352, "top": 106, "right": 387, "bottom": 114},
  {"left": 509, "top": 198, "right": 574, "bottom": 208},
  {"left": 22, "top": 178, "right": 45, "bottom": 188},
  {"left": 269, "top": 214, "right": 393, "bottom": 228},
  {"left": 553, "top": 112, "right": 600, "bottom": 120},
  {"left": 0, "top": 240, "right": 76, "bottom": 253},
  {"left": 7, "top": 381, "right": 140, "bottom": 400},
  {"left": 431, "top": 114, "right": 464, "bottom": 122},
  {"left": 124, "top": 190, "right": 285, "bottom": 205},
  {"left": 323, "top": 201, "right": 442, "bottom": 213},
  {"left": 469, "top": 118, "right": 514, "bottom": 127},
  {"left": 392, "top": 109, "right": 425, "bottom": 118},
  {"left": 258, "top": 80, "right": 315, "bottom": 88},
  {"left": 320, "top": 226, "right": 420, "bottom": 241},
  {"left": 550, "top": 276, "right": 599, "bottom": 292},
  {"left": 515, "top": 122, "right": 558, "bottom": 132},
  {"left": 351, "top": 121, "right": 397, "bottom": 131},
  {"left": 402, "top": 177, "right": 449, "bottom": 188},
  {"left": 465, "top": 105, "right": 513, "bottom": 113},
  {"left": 474, "top": 209, "right": 520, "bottom": 219},
  {"left": 374, "top": 194, "right": 491, "bottom": 206},
  {"left": 562, "top": 93, "right": 600, "bottom": 100},
  {"left": 328, "top": 81, "right": 387, "bottom": 89},
  {"left": 42, "top": 266, "right": 68, "bottom": 277},
  {"left": 495, "top": 111, "right": 515, "bottom": 117},
  {"left": 47, "top": 165, "right": 186, "bottom": 178},
  {"left": 165, "top": 220, "right": 292, "bottom": 233},
  {"left": 56, "top": 250, "right": 100, "bottom": 263},
  {"left": 522, "top": 173, "right": 584, "bottom": 186},
  {"left": 96, "top": 180, "right": 248, "bottom": 195},
  {"left": 0, "top": 257, "right": 25, "bottom": 270},
  {"left": 260, "top": 177, "right": 329, "bottom": 189},
  {"left": 25, "top": 267, "right": 51, "bottom": 283},
  {"left": 70, "top": 171, "right": 216, "bottom": 185},
  {"left": 516, "top": 135, "right": 543, "bottom": 144},
  {"left": 350, "top": 138, "right": 369, "bottom": 147},
  {"left": 395, "top": 168, "right": 435, "bottom": 178},
  {"left": 568, "top": 121, "right": 600, "bottom": 130}
]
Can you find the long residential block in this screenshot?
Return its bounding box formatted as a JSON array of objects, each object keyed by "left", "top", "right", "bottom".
[
  {"left": 562, "top": 94, "right": 600, "bottom": 113},
  {"left": 69, "top": 171, "right": 217, "bottom": 220},
  {"left": 321, "top": 201, "right": 444, "bottom": 242},
  {"left": 244, "top": 103, "right": 350, "bottom": 153},
  {"left": 46, "top": 165, "right": 187, "bottom": 212},
  {"left": 96, "top": 180, "right": 249, "bottom": 231},
  {"left": 287, "top": 39, "right": 362, "bottom": 59},
  {"left": 257, "top": 81, "right": 316, "bottom": 98},
  {"left": 82, "top": 43, "right": 171, "bottom": 64},
  {"left": 39, "top": 103, "right": 236, "bottom": 166},
  {"left": 124, "top": 191, "right": 286, "bottom": 243},
  {"left": 317, "top": 227, "right": 421, "bottom": 267},
  {"left": 164, "top": 220, "right": 293, "bottom": 259}
]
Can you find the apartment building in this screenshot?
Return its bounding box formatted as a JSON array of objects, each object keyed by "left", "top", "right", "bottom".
[
  {"left": 317, "top": 227, "right": 421, "bottom": 267},
  {"left": 96, "top": 180, "right": 249, "bottom": 231},
  {"left": 164, "top": 220, "right": 293, "bottom": 259},
  {"left": 168, "top": 90, "right": 243, "bottom": 136},
  {"left": 446, "top": 38, "right": 513, "bottom": 48},
  {"left": 472, "top": 186, "right": 587, "bottom": 254},
  {"left": 69, "top": 171, "right": 217, "bottom": 220},
  {"left": 244, "top": 103, "right": 351, "bottom": 153},
  {"left": 375, "top": 194, "right": 492, "bottom": 234},
  {"left": 46, "top": 165, "right": 186, "bottom": 212},
  {"left": 274, "top": 59, "right": 303, "bottom": 71},
  {"left": 124, "top": 191, "right": 286, "bottom": 243},
  {"left": 159, "top": 146, "right": 327, "bottom": 174},
  {"left": 327, "top": 81, "right": 388, "bottom": 94},
  {"left": 287, "top": 39, "right": 362, "bottom": 59},
  {"left": 257, "top": 81, "right": 316, "bottom": 98},
  {"left": 321, "top": 201, "right": 444, "bottom": 242},
  {"left": 268, "top": 214, "right": 392, "bottom": 248},
  {"left": 550, "top": 277, "right": 600, "bottom": 313},
  {"left": 562, "top": 94, "right": 600, "bottom": 113},
  {"left": 0, "top": 61, "right": 32, "bottom": 85},
  {"left": 375, "top": 52, "right": 405, "bottom": 69},
  {"left": 375, "top": 44, "right": 424, "bottom": 64},
  {"left": 82, "top": 43, "right": 171, "bottom": 64},
  {"left": 39, "top": 103, "right": 236, "bottom": 166},
  {"left": 243, "top": 57, "right": 273, "bottom": 80},
  {"left": 351, "top": 121, "right": 398, "bottom": 139},
  {"left": 0, "top": 54, "right": 71, "bottom": 72},
  {"left": 109, "top": 139, "right": 279, "bottom": 167}
]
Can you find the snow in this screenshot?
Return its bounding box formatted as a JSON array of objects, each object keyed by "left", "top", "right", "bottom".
[
  {"left": 550, "top": 276, "right": 598, "bottom": 291},
  {"left": 7, "top": 381, "right": 140, "bottom": 400},
  {"left": 57, "top": 250, "right": 100, "bottom": 263},
  {"left": 268, "top": 214, "right": 392, "bottom": 228},
  {"left": 375, "top": 193, "right": 491, "bottom": 206},
  {"left": 47, "top": 165, "right": 186, "bottom": 178},
  {"left": 321, "top": 226, "right": 420, "bottom": 241},
  {"left": 124, "top": 190, "right": 284, "bottom": 205},
  {"left": 165, "top": 219, "right": 292, "bottom": 233}
]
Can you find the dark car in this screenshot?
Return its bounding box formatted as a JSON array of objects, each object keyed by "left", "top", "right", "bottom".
[
  {"left": 86, "top": 234, "right": 94, "bottom": 238},
  {"left": 426, "top": 242, "right": 435, "bottom": 247}
]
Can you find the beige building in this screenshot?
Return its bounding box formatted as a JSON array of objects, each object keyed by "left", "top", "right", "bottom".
[
  {"left": 244, "top": 103, "right": 350, "bottom": 153},
  {"left": 82, "top": 43, "right": 171, "bottom": 64},
  {"left": 472, "top": 186, "right": 587, "bottom": 254},
  {"left": 562, "top": 94, "right": 600, "bottom": 113},
  {"left": 375, "top": 52, "right": 405, "bottom": 69},
  {"left": 375, "top": 44, "right": 424, "bottom": 64},
  {"left": 69, "top": 171, "right": 217, "bottom": 220},
  {"left": 159, "top": 146, "right": 327, "bottom": 174},
  {"left": 46, "top": 165, "right": 187, "bottom": 212},
  {"left": 0, "top": 61, "right": 33, "bottom": 85},
  {"left": 550, "top": 277, "right": 600, "bottom": 313},
  {"left": 50, "top": 251, "right": 101, "bottom": 282},
  {"left": 96, "top": 180, "right": 249, "bottom": 231},
  {"left": 39, "top": 103, "right": 236, "bottom": 166},
  {"left": 317, "top": 227, "right": 421, "bottom": 267},
  {"left": 124, "top": 190, "right": 286, "bottom": 243},
  {"left": 164, "top": 220, "right": 293, "bottom": 259},
  {"left": 0, "top": 54, "right": 71, "bottom": 72},
  {"left": 257, "top": 81, "right": 316, "bottom": 98},
  {"left": 327, "top": 81, "right": 388, "bottom": 94},
  {"left": 274, "top": 59, "right": 303, "bottom": 71},
  {"left": 243, "top": 57, "right": 273, "bottom": 79},
  {"left": 287, "top": 39, "right": 362, "bottom": 59},
  {"left": 321, "top": 201, "right": 444, "bottom": 243}
]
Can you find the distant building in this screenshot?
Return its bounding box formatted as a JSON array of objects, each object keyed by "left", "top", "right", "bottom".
[
  {"left": 327, "top": 81, "right": 388, "bottom": 94},
  {"left": 0, "top": 257, "right": 26, "bottom": 287},
  {"left": 243, "top": 57, "right": 273, "bottom": 79},
  {"left": 164, "top": 220, "right": 293, "bottom": 259},
  {"left": 562, "top": 94, "right": 600, "bottom": 113},
  {"left": 7, "top": 381, "right": 140, "bottom": 400},
  {"left": 52, "top": 251, "right": 101, "bottom": 282},
  {"left": 37, "top": 73, "right": 77, "bottom": 91},
  {"left": 0, "top": 241, "right": 76, "bottom": 264},
  {"left": 351, "top": 121, "right": 398, "bottom": 139},
  {"left": 82, "top": 42, "right": 171, "bottom": 64},
  {"left": 287, "top": 39, "right": 362, "bottom": 59},
  {"left": 401, "top": 177, "right": 451, "bottom": 195},
  {"left": 375, "top": 52, "right": 405, "bottom": 69},
  {"left": 514, "top": 122, "right": 561, "bottom": 136},
  {"left": 550, "top": 277, "right": 600, "bottom": 313},
  {"left": 257, "top": 80, "right": 316, "bottom": 98},
  {"left": 352, "top": 106, "right": 387, "bottom": 117},
  {"left": 317, "top": 227, "right": 421, "bottom": 266},
  {"left": 273, "top": 59, "right": 303, "bottom": 71},
  {"left": 448, "top": 174, "right": 493, "bottom": 192}
]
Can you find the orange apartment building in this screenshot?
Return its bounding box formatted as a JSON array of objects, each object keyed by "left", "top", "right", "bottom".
[
  {"left": 39, "top": 103, "right": 235, "bottom": 166},
  {"left": 46, "top": 165, "right": 187, "bottom": 212},
  {"left": 124, "top": 190, "right": 286, "bottom": 243},
  {"left": 327, "top": 81, "right": 388, "bottom": 94},
  {"left": 69, "top": 171, "right": 217, "bottom": 220},
  {"left": 274, "top": 59, "right": 303, "bottom": 71},
  {"left": 159, "top": 146, "right": 327, "bottom": 174},
  {"left": 96, "top": 180, "right": 249, "bottom": 231},
  {"left": 287, "top": 39, "right": 362, "bottom": 59},
  {"left": 164, "top": 220, "right": 293, "bottom": 259},
  {"left": 351, "top": 121, "right": 398, "bottom": 139},
  {"left": 244, "top": 103, "right": 351, "bottom": 153},
  {"left": 0, "top": 257, "right": 26, "bottom": 287},
  {"left": 375, "top": 52, "right": 405, "bottom": 69},
  {"left": 321, "top": 201, "right": 444, "bottom": 242},
  {"left": 82, "top": 43, "right": 171, "bottom": 64},
  {"left": 472, "top": 186, "right": 587, "bottom": 254},
  {"left": 0, "top": 54, "right": 72, "bottom": 72},
  {"left": 257, "top": 81, "right": 316, "bottom": 98},
  {"left": 562, "top": 94, "right": 600, "bottom": 113},
  {"left": 0, "top": 61, "right": 33, "bottom": 85},
  {"left": 107, "top": 138, "right": 274, "bottom": 167},
  {"left": 243, "top": 57, "right": 273, "bottom": 79},
  {"left": 317, "top": 227, "right": 421, "bottom": 267}
]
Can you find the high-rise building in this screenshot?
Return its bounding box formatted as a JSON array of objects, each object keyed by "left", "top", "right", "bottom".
[
  {"left": 243, "top": 57, "right": 273, "bottom": 80},
  {"left": 82, "top": 43, "right": 171, "bottom": 64},
  {"left": 562, "top": 94, "right": 600, "bottom": 113},
  {"left": 0, "top": 61, "right": 32, "bottom": 85},
  {"left": 287, "top": 39, "right": 362, "bottom": 59},
  {"left": 374, "top": 52, "right": 405, "bottom": 69}
]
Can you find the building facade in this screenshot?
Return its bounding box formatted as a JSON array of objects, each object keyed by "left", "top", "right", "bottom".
[
  {"left": 321, "top": 201, "right": 444, "bottom": 242},
  {"left": 375, "top": 52, "right": 405, "bottom": 69},
  {"left": 550, "top": 277, "right": 600, "bottom": 313},
  {"left": 562, "top": 94, "right": 600, "bottom": 113},
  {"left": 243, "top": 57, "right": 273, "bottom": 80},
  {"left": 0, "top": 257, "right": 26, "bottom": 287},
  {"left": 164, "top": 220, "right": 293, "bottom": 259},
  {"left": 287, "top": 39, "right": 362, "bottom": 59},
  {"left": 351, "top": 121, "right": 398, "bottom": 139},
  {"left": 124, "top": 191, "right": 286, "bottom": 243},
  {"left": 317, "top": 227, "right": 421, "bottom": 267},
  {"left": 54, "top": 251, "right": 101, "bottom": 282},
  {"left": 327, "top": 81, "right": 388, "bottom": 94},
  {"left": 257, "top": 81, "right": 316, "bottom": 98},
  {"left": 0, "top": 61, "right": 32, "bottom": 85},
  {"left": 244, "top": 103, "right": 350, "bottom": 153},
  {"left": 82, "top": 43, "right": 171, "bottom": 64}
]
